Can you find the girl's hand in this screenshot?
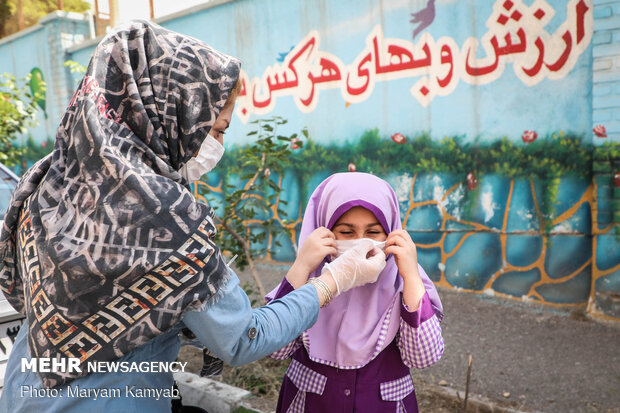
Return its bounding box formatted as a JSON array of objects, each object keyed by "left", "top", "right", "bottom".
[
  {"left": 385, "top": 229, "right": 426, "bottom": 309},
  {"left": 384, "top": 229, "right": 419, "bottom": 280},
  {"left": 297, "top": 227, "right": 338, "bottom": 273},
  {"left": 287, "top": 227, "right": 337, "bottom": 288}
]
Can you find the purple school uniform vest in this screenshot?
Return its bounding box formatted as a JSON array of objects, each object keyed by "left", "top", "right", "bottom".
[{"left": 276, "top": 338, "right": 418, "bottom": 413}]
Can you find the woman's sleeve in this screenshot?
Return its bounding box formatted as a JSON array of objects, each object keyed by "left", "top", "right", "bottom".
[
  {"left": 264, "top": 277, "right": 304, "bottom": 359},
  {"left": 182, "top": 269, "right": 319, "bottom": 366},
  {"left": 397, "top": 291, "right": 445, "bottom": 369}
]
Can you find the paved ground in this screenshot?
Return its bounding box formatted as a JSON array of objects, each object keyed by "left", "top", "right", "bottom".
[
  {"left": 411, "top": 288, "right": 620, "bottom": 413},
  {"left": 233, "top": 262, "right": 620, "bottom": 413}
]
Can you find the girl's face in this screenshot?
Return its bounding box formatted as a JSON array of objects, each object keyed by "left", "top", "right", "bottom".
[{"left": 332, "top": 206, "right": 387, "bottom": 241}]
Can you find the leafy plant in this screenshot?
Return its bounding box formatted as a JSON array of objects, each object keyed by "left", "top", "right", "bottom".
[
  {"left": 14, "top": 135, "right": 53, "bottom": 172},
  {"left": 209, "top": 129, "right": 614, "bottom": 238},
  {"left": 64, "top": 60, "right": 87, "bottom": 76},
  {"left": 0, "top": 72, "right": 43, "bottom": 167},
  {"left": 199, "top": 117, "right": 299, "bottom": 298}
]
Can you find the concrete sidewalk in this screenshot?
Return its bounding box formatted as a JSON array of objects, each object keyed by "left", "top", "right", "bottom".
[
  {"left": 234, "top": 263, "right": 620, "bottom": 413},
  {"left": 411, "top": 287, "right": 620, "bottom": 413}
]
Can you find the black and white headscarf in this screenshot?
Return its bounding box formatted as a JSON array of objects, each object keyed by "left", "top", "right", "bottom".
[{"left": 0, "top": 20, "right": 240, "bottom": 388}]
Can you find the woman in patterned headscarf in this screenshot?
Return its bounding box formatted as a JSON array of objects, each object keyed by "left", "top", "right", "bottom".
[{"left": 0, "top": 20, "right": 386, "bottom": 412}]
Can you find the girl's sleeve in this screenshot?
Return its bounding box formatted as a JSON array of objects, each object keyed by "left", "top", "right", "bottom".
[
  {"left": 397, "top": 291, "right": 445, "bottom": 369},
  {"left": 266, "top": 277, "right": 304, "bottom": 360},
  {"left": 269, "top": 336, "right": 303, "bottom": 360},
  {"left": 182, "top": 270, "right": 318, "bottom": 366}
]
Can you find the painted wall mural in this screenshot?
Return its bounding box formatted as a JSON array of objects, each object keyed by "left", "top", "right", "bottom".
[
  {"left": 194, "top": 129, "right": 620, "bottom": 316},
  {"left": 410, "top": 0, "right": 436, "bottom": 40},
  {"left": 236, "top": 0, "right": 592, "bottom": 121},
  {"left": 1, "top": 0, "right": 617, "bottom": 319},
  {"left": 28, "top": 68, "right": 47, "bottom": 119}
]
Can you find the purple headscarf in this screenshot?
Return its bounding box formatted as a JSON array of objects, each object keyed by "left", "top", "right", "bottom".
[{"left": 300, "top": 172, "right": 443, "bottom": 368}]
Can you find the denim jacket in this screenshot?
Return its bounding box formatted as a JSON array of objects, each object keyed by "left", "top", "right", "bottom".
[{"left": 0, "top": 271, "right": 319, "bottom": 412}]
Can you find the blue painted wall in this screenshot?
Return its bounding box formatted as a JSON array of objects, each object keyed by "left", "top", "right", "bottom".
[
  {"left": 63, "top": 0, "right": 596, "bottom": 146},
  {"left": 1, "top": 0, "right": 619, "bottom": 319},
  {"left": 0, "top": 12, "right": 92, "bottom": 143}
]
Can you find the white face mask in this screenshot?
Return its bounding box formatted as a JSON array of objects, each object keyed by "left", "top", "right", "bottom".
[
  {"left": 179, "top": 133, "right": 225, "bottom": 182},
  {"left": 332, "top": 238, "right": 386, "bottom": 260}
]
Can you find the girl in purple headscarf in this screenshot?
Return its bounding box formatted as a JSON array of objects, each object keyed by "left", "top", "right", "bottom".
[{"left": 267, "top": 172, "right": 444, "bottom": 413}]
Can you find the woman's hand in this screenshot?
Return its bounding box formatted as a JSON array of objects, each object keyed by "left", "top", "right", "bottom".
[
  {"left": 385, "top": 230, "right": 425, "bottom": 309},
  {"left": 385, "top": 229, "right": 419, "bottom": 279},
  {"left": 321, "top": 239, "right": 386, "bottom": 294},
  {"left": 286, "top": 227, "right": 337, "bottom": 288}
]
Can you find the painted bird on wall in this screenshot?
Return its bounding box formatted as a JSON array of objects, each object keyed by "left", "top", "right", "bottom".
[
  {"left": 277, "top": 46, "right": 295, "bottom": 63},
  {"left": 410, "top": 0, "right": 436, "bottom": 40}
]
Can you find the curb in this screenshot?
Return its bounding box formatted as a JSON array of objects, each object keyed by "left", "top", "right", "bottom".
[
  {"left": 174, "top": 372, "right": 266, "bottom": 413},
  {"left": 425, "top": 383, "right": 545, "bottom": 413},
  {"left": 174, "top": 371, "right": 544, "bottom": 413}
]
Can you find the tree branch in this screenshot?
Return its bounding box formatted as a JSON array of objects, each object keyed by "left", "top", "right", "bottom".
[
  {"left": 213, "top": 214, "right": 266, "bottom": 298},
  {"left": 243, "top": 152, "right": 267, "bottom": 192}
]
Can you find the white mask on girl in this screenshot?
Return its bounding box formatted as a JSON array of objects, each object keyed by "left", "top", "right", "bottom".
[
  {"left": 332, "top": 238, "right": 386, "bottom": 260},
  {"left": 179, "top": 133, "right": 225, "bottom": 182}
]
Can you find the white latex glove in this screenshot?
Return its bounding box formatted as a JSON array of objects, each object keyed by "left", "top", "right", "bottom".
[{"left": 321, "top": 238, "right": 387, "bottom": 294}]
